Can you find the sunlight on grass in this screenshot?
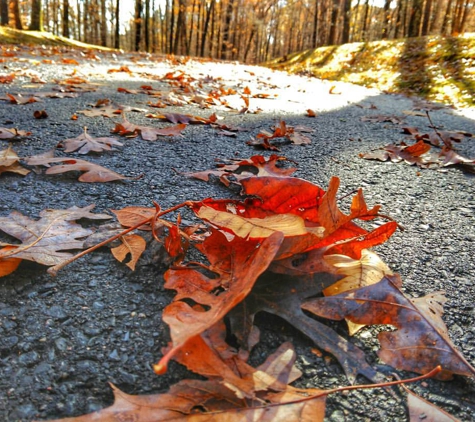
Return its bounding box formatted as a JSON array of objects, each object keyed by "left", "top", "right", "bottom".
[{"left": 267, "top": 34, "right": 475, "bottom": 109}]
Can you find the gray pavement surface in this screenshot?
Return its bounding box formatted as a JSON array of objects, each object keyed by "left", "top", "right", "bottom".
[{"left": 0, "top": 47, "right": 474, "bottom": 421}]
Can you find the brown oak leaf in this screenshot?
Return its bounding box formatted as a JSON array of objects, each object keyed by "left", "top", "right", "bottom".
[{"left": 59, "top": 127, "right": 123, "bottom": 154}]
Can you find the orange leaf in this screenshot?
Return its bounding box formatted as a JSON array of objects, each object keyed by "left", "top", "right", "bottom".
[
  {"left": 154, "top": 229, "right": 283, "bottom": 373},
  {"left": 241, "top": 176, "right": 325, "bottom": 223},
  {"left": 111, "top": 206, "right": 156, "bottom": 230},
  {"left": 0, "top": 246, "right": 22, "bottom": 277}
]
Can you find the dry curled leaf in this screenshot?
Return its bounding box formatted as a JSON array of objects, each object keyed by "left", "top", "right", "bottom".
[
  {"left": 182, "top": 154, "right": 297, "bottom": 186},
  {"left": 303, "top": 275, "right": 475, "bottom": 379},
  {"left": 111, "top": 233, "right": 146, "bottom": 270},
  {"left": 0, "top": 145, "right": 30, "bottom": 176},
  {"left": 0, "top": 127, "right": 31, "bottom": 140},
  {"left": 59, "top": 127, "right": 123, "bottom": 154},
  {"left": 25, "top": 156, "right": 129, "bottom": 182},
  {"left": 111, "top": 114, "right": 187, "bottom": 140}
]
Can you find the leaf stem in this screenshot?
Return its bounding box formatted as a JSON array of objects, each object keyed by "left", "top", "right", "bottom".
[
  {"left": 47, "top": 201, "right": 192, "bottom": 276},
  {"left": 198, "top": 366, "right": 442, "bottom": 415}
]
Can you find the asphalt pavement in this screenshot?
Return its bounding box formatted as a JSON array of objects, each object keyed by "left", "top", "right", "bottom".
[{"left": 0, "top": 46, "right": 474, "bottom": 421}]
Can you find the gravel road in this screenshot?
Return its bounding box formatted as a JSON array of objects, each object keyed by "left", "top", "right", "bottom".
[{"left": 0, "top": 46, "right": 474, "bottom": 421}]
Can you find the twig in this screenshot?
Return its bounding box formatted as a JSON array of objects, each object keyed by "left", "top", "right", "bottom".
[
  {"left": 425, "top": 110, "right": 451, "bottom": 149},
  {"left": 0, "top": 217, "right": 60, "bottom": 258}
]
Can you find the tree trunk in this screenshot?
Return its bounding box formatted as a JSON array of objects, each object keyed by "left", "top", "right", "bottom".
[
  {"left": 341, "top": 0, "right": 351, "bottom": 43},
  {"left": 200, "top": 0, "right": 214, "bottom": 57},
  {"left": 0, "top": 0, "right": 8, "bottom": 26},
  {"left": 442, "top": 0, "right": 454, "bottom": 35},
  {"left": 144, "top": 0, "right": 150, "bottom": 52},
  {"left": 168, "top": 0, "right": 176, "bottom": 54},
  {"left": 381, "top": 0, "right": 391, "bottom": 38},
  {"left": 83, "top": 0, "right": 89, "bottom": 42},
  {"left": 62, "top": 0, "right": 69, "bottom": 37},
  {"left": 100, "top": 0, "right": 107, "bottom": 46},
  {"left": 328, "top": 0, "right": 341, "bottom": 45},
  {"left": 135, "top": 0, "right": 143, "bottom": 51},
  {"left": 30, "top": 0, "right": 43, "bottom": 30},
  {"left": 312, "top": 0, "right": 319, "bottom": 48},
  {"left": 77, "top": 0, "right": 81, "bottom": 40},
  {"left": 408, "top": 0, "right": 423, "bottom": 37},
  {"left": 421, "top": 0, "right": 433, "bottom": 35},
  {"left": 362, "top": 0, "right": 370, "bottom": 40},
  {"left": 458, "top": 0, "right": 473, "bottom": 33},
  {"left": 114, "top": 0, "right": 120, "bottom": 48},
  {"left": 221, "top": 0, "right": 234, "bottom": 60},
  {"left": 10, "top": 0, "right": 22, "bottom": 29}
]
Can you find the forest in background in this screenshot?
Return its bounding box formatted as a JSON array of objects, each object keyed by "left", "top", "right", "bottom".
[{"left": 1, "top": 0, "right": 474, "bottom": 63}]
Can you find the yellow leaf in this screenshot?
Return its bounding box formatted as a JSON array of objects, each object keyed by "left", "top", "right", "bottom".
[
  {"left": 196, "top": 205, "right": 309, "bottom": 239},
  {"left": 111, "top": 234, "right": 146, "bottom": 270}
]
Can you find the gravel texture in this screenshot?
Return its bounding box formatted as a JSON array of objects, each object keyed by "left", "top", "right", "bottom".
[{"left": 0, "top": 47, "right": 474, "bottom": 421}]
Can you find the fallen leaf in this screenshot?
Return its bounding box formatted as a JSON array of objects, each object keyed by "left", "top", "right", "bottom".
[
  {"left": 0, "top": 74, "right": 15, "bottom": 83},
  {"left": 148, "top": 111, "right": 218, "bottom": 125},
  {"left": 0, "top": 206, "right": 105, "bottom": 267},
  {"left": 405, "top": 385, "right": 461, "bottom": 421},
  {"left": 182, "top": 155, "right": 297, "bottom": 186},
  {"left": 229, "top": 271, "right": 380, "bottom": 384},
  {"left": 25, "top": 156, "right": 128, "bottom": 182},
  {"left": 111, "top": 207, "right": 157, "bottom": 230},
  {"left": 0, "top": 127, "right": 31, "bottom": 140},
  {"left": 59, "top": 127, "right": 123, "bottom": 154},
  {"left": 111, "top": 115, "right": 187, "bottom": 140},
  {"left": 108, "top": 65, "right": 132, "bottom": 73},
  {"left": 0, "top": 246, "right": 22, "bottom": 277},
  {"left": 361, "top": 115, "right": 404, "bottom": 124},
  {"left": 33, "top": 109, "right": 48, "bottom": 119},
  {"left": 303, "top": 275, "right": 475, "bottom": 379},
  {"left": 0, "top": 93, "right": 42, "bottom": 104},
  {"left": 111, "top": 234, "right": 146, "bottom": 270},
  {"left": 0, "top": 145, "right": 30, "bottom": 176},
  {"left": 50, "top": 342, "right": 325, "bottom": 422},
  {"left": 154, "top": 229, "right": 283, "bottom": 373}
]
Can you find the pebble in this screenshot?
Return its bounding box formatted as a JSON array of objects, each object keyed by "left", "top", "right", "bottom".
[
  {"left": 19, "top": 351, "right": 40, "bottom": 367},
  {"left": 46, "top": 305, "right": 68, "bottom": 320}
]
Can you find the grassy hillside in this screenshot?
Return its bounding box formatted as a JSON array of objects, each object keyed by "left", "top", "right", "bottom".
[
  {"left": 266, "top": 34, "right": 475, "bottom": 108},
  {"left": 0, "top": 27, "right": 114, "bottom": 51}
]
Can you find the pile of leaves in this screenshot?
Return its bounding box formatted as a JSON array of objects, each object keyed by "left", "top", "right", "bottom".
[
  {"left": 359, "top": 110, "right": 475, "bottom": 173},
  {"left": 1, "top": 156, "right": 474, "bottom": 421}
]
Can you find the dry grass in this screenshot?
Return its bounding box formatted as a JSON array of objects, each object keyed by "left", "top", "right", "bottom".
[{"left": 0, "top": 27, "right": 114, "bottom": 51}]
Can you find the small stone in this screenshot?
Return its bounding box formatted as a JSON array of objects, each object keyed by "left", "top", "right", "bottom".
[
  {"left": 46, "top": 305, "right": 68, "bottom": 320},
  {"left": 10, "top": 403, "right": 37, "bottom": 420},
  {"left": 92, "top": 301, "right": 105, "bottom": 310},
  {"left": 19, "top": 351, "right": 40, "bottom": 367},
  {"left": 109, "top": 349, "right": 121, "bottom": 361},
  {"left": 55, "top": 337, "right": 68, "bottom": 352}
]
